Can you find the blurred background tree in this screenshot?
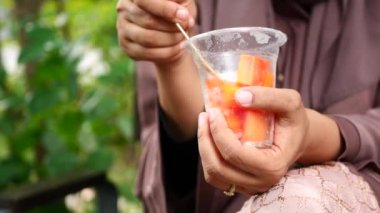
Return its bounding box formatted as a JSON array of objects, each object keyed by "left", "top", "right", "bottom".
[{"left": 0, "top": 0, "right": 141, "bottom": 212}]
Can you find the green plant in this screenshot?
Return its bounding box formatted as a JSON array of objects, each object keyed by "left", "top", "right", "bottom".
[{"left": 0, "top": 0, "right": 141, "bottom": 211}]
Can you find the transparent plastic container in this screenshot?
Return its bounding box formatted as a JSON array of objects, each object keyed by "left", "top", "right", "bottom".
[{"left": 188, "top": 27, "right": 287, "bottom": 148}]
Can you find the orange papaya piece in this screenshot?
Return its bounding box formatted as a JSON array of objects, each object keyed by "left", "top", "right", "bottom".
[
  {"left": 241, "top": 110, "right": 269, "bottom": 142},
  {"left": 221, "top": 81, "right": 240, "bottom": 108},
  {"left": 206, "top": 77, "right": 223, "bottom": 89},
  {"left": 206, "top": 77, "right": 224, "bottom": 107},
  {"left": 207, "top": 90, "right": 222, "bottom": 107},
  {"left": 236, "top": 55, "right": 271, "bottom": 86},
  {"left": 223, "top": 108, "right": 244, "bottom": 134},
  {"left": 263, "top": 71, "right": 274, "bottom": 87}
]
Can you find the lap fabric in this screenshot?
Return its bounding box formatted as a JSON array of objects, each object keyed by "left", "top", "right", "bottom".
[{"left": 238, "top": 162, "right": 379, "bottom": 212}]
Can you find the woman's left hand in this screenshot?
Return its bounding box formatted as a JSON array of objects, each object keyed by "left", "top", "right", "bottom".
[{"left": 197, "top": 86, "right": 311, "bottom": 195}]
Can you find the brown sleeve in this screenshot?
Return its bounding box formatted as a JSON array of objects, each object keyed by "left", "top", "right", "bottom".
[
  {"left": 134, "top": 61, "right": 167, "bottom": 213},
  {"left": 135, "top": 61, "right": 199, "bottom": 212},
  {"left": 334, "top": 109, "right": 380, "bottom": 170},
  {"left": 331, "top": 87, "right": 380, "bottom": 171}
]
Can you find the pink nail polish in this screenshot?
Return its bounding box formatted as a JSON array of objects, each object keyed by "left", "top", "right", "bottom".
[
  {"left": 179, "top": 41, "right": 186, "bottom": 49},
  {"left": 176, "top": 9, "right": 189, "bottom": 21},
  {"left": 235, "top": 90, "right": 253, "bottom": 107},
  {"left": 189, "top": 17, "right": 195, "bottom": 28},
  {"left": 198, "top": 113, "right": 207, "bottom": 127},
  {"left": 208, "top": 108, "right": 217, "bottom": 121}
]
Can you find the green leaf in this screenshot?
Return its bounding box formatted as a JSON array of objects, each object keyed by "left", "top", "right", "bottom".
[
  {"left": 83, "top": 93, "right": 119, "bottom": 119},
  {"left": 43, "top": 150, "right": 79, "bottom": 176},
  {"left": 0, "top": 159, "right": 30, "bottom": 187},
  {"left": 18, "top": 43, "right": 45, "bottom": 63},
  {"left": 78, "top": 121, "right": 98, "bottom": 153},
  {"left": 28, "top": 90, "right": 61, "bottom": 114},
  {"left": 56, "top": 110, "right": 84, "bottom": 151},
  {"left": 116, "top": 115, "right": 134, "bottom": 141},
  {"left": 98, "top": 59, "right": 134, "bottom": 85},
  {"left": 12, "top": 127, "right": 40, "bottom": 159},
  {"left": 42, "top": 127, "right": 66, "bottom": 154},
  {"left": 27, "top": 26, "right": 56, "bottom": 44},
  {"left": 85, "top": 148, "right": 113, "bottom": 171},
  {"left": 18, "top": 26, "right": 57, "bottom": 63},
  {"left": 32, "top": 48, "right": 71, "bottom": 90},
  {"left": 0, "top": 63, "right": 6, "bottom": 89},
  {"left": 0, "top": 134, "right": 10, "bottom": 160}
]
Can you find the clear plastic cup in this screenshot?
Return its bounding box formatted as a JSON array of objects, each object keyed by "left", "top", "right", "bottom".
[{"left": 187, "top": 27, "right": 287, "bottom": 148}]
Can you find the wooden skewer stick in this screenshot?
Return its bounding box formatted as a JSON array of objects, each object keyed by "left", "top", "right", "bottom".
[{"left": 175, "top": 23, "right": 220, "bottom": 79}]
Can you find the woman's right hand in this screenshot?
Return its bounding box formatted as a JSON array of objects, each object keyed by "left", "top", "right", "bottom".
[{"left": 116, "top": 0, "right": 196, "bottom": 64}]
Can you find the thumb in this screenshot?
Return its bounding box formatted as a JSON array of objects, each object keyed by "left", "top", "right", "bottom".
[{"left": 234, "top": 87, "right": 304, "bottom": 116}]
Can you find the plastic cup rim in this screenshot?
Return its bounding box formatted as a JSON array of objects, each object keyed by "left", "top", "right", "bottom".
[{"left": 188, "top": 26, "right": 288, "bottom": 49}]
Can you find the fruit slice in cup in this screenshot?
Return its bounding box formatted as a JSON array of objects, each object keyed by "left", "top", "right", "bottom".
[{"left": 205, "top": 55, "right": 274, "bottom": 145}]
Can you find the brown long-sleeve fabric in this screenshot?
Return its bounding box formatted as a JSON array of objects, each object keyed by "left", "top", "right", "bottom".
[{"left": 135, "top": 1, "right": 380, "bottom": 212}]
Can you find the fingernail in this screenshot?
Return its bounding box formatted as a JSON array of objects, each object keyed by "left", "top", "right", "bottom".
[
  {"left": 208, "top": 108, "right": 217, "bottom": 121},
  {"left": 176, "top": 8, "right": 189, "bottom": 21},
  {"left": 179, "top": 41, "right": 186, "bottom": 49},
  {"left": 198, "top": 112, "right": 207, "bottom": 127},
  {"left": 235, "top": 90, "right": 253, "bottom": 107},
  {"left": 189, "top": 17, "right": 195, "bottom": 28}
]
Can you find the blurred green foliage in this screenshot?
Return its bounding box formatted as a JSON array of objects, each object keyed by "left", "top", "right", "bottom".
[{"left": 0, "top": 0, "right": 140, "bottom": 211}]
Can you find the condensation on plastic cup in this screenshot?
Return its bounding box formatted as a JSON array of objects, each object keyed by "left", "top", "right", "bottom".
[{"left": 187, "top": 27, "right": 287, "bottom": 148}]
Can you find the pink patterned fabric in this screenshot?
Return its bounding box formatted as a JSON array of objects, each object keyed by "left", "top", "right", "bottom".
[{"left": 238, "top": 162, "right": 379, "bottom": 212}]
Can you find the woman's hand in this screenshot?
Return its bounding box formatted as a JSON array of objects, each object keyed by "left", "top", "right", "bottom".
[
  {"left": 197, "top": 86, "right": 342, "bottom": 195},
  {"left": 116, "top": 0, "right": 196, "bottom": 64},
  {"left": 116, "top": 0, "right": 202, "bottom": 139}
]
